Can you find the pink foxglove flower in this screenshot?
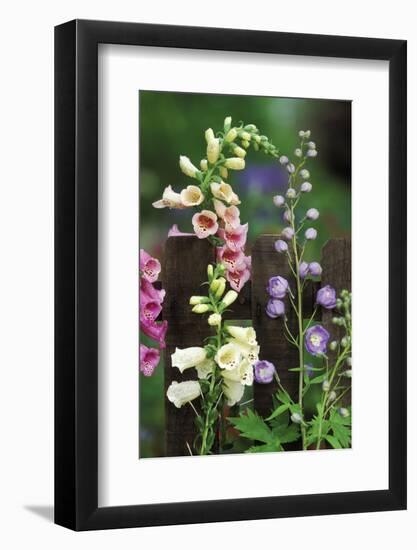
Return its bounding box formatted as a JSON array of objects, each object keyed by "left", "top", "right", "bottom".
[
  {"left": 140, "top": 249, "right": 161, "bottom": 283},
  {"left": 217, "top": 246, "right": 246, "bottom": 272},
  {"left": 167, "top": 224, "right": 194, "bottom": 237},
  {"left": 222, "top": 223, "right": 248, "bottom": 252},
  {"left": 192, "top": 210, "right": 219, "bottom": 239},
  {"left": 140, "top": 319, "right": 168, "bottom": 349},
  {"left": 140, "top": 277, "right": 165, "bottom": 305},
  {"left": 212, "top": 199, "right": 241, "bottom": 228},
  {"left": 140, "top": 344, "right": 160, "bottom": 376},
  {"left": 140, "top": 299, "right": 162, "bottom": 323},
  {"left": 225, "top": 265, "right": 251, "bottom": 292}
]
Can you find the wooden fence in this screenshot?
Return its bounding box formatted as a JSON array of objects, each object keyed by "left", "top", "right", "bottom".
[{"left": 161, "top": 235, "right": 351, "bottom": 456}]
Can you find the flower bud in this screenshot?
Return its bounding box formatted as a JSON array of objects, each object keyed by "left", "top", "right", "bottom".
[
  {"left": 273, "top": 195, "right": 285, "bottom": 207},
  {"left": 286, "top": 188, "right": 297, "bottom": 199},
  {"left": 207, "top": 265, "right": 214, "bottom": 279},
  {"left": 205, "top": 128, "right": 215, "bottom": 143},
  {"left": 329, "top": 340, "right": 338, "bottom": 351},
  {"left": 279, "top": 155, "right": 289, "bottom": 165},
  {"left": 305, "top": 228, "right": 317, "bottom": 240},
  {"left": 346, "top": 357, "right": 352, "bottom": 367},
  {"left": 283, "top": 210, "right": 293, "bottom": 223},
  {"left": 295, "top": 148, "right": 302, "bottom": 157},
  {"left": 307, "top": 141, "right": 316, "bottom": 149},
  {"left": 207, "top": 138, "right": 220, "bottom": 164},
  {"left": 216, "top": 263, "right": 226, "bottom": 276},
  {"left": 301, "top": 181, "right": 312, "bottom": 193},
  {"left": 192, "top": 304, "right": 211, "bottom": 314},
  {"left": 338, "top": 407, "right": 349, "bottom": 418},
  {"left": 225, "top": 128, "right": 237, "bottom": 142},
  {"left": 306, "top": 208, "right": 319, "bottom": 220},
  {"left": 200, "top": 159, "right": 208, "bottom": 172},
  {"left": 224, "top": 116, "right": 232, "bottom": 131},
  {"left": 304, "top": 130, "right": 311, "bottom": 139},
  {"left": 233, "top": 145, "right": 247, "bottom": 158},
  {"left": 298, "top": 130, "right": 305, "bottom": 138},
  {"left": 219, "top": 166, "right": 228, "bottom": 179},
  {"left": 189, "top": 296, "right": 209, "bottom": 305},
  {"left": 253, "top": 142, "right": 259, "bottom": 151},
  {"left": 287, "top": 163, "right": 296, "bottom": 174},
  {"left": 306, "top": 149, "right": 318, "bottom": 158},
  {"left": 254, "top": 134, "right": 261, "bottom": 144},
  {"left": 208, "top": 313, "right": 222, "bottom": 326},
  {"left": 274, "top": 239, "right": 288, "bottom": 253},
  {"left": 341, "top": 336, "right": 348, "bottom": 348},
  {"left": 281, "top": 227, "right": 294, "bottom": 240},
  {"left": 244, "top": 124, "right": 257, "bottom": 132},
  {"left": 241, "top": 139, "right": 250, "bottom": 148},
  {"left": 336, "top": 298, "right": 343, "bottom": 308},
  {"left": 308, "top": 262, "right": 322, "bottom": 277},
  {"left": 215, "top": 278, "right": 226, "bottom": 298},
  {"left": 322, "top": 380, "right": 330, "bottom": 392},
  {"left": 221, "top": 290, "right": 238, "bottom": 308},
  {"left": 224, "top": 157, "right": 245, "bottom": 170},
  {"left": 342, "top": 370, "right": 352, "bottom": 378},
  {"left": 239, "top": 131, "right": 251, "bottom": 141},
  {"left": 210, "top": 278, "right": 221, "bottom": 292},
  {"left": 291, "top": 412, "right": 303, "bottom": 424},
  {"left": 300, "top": 169, "right": 310, "bottom": 179},
  {"left": 179, "top": 155, "right": 199, "bottom": 178},
  {"left": 328, "top": 390, "right": 337, "bottom": 402}
]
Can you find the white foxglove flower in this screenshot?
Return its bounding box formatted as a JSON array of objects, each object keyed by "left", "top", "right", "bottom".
[
  {"left": 226, "top": 326, "right": 257, "bottom": 346},
  {"left": 215, "top": 343, "right": 241, "bottom": 370},
  {"left": 195, "top": 358, "right": 215, "bottom": 380},
  {"left": 229, "top": 338, "right": 260, "bottom": 365},
  {"left": 166, "top": 381, "right": 201, "bottom": 408},
  {"left": 222, "top": 358, "right": 254, "bottom": 386},
  {"left": 179, "top": 155, "right": 199, "bottom": 178},
  {"left": 224, "top": 157, "right": 245, "bottom": 170},
  {"left": 222, "top": 378, "right": 245, "bottom": 406},
  {"left": 171, "top": 347, "right": 207, "bottom": 373},
  {"left": 210, "top": 182, "right": 240, "bottom": 205},
  {"left": 152, "top": 185, "right": 185, "bottom": 209},
  {"left": 180, "top": 185, "right": 204, "bottom": 207},
  {"left": 207, "top": 138, "right": 221, "bottom": 164}
]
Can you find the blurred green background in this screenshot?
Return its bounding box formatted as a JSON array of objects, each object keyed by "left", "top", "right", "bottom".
[{"left": 139, "top": 91, "right": 351, "bottom": 458}]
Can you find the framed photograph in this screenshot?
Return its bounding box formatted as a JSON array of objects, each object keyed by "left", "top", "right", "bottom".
[{"left": 55, "top": 19, "right": 407, "bottom": 530}]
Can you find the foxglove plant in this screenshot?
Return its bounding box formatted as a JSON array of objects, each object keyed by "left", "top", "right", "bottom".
[
  {"left": 139, "top": 249, "right": 167, "bottom": 376},
  {"left": 166, "top": 262, "right": 260, "bottom": 455}
]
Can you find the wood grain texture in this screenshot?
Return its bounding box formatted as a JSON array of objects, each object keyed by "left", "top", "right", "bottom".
[
  {"left": 162, "top": 236, "right": 215, "bottom": 456},
  {"left": 251, "top": 235, "right": 299, "bottom": 418}
]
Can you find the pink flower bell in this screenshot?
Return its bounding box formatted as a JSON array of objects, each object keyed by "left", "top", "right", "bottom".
[
  {"left": 225, "top": 266, "right": 251, "bottom": 292},
  {"left": 223, "top": 223, "right": 248, "bottom": 252},
  {"left": 140, "top": 344, "right": 160, "bottom": 376},
  {"left": 217, "top": 246, "right": 246, "bottom": 272},
  {"left": 140, "top": 319, "right": 168, "bottom": 349},
  {"left": 212, "top": 199, "right": 241, "bottom": 228},
  {"left": 140, "top": 249, "right": 161, "bottom": 283},
  {"left": 192, "top": 210, "right": 219, "bottom": 239}
]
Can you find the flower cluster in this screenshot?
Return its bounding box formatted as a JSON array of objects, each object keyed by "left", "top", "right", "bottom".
[
  {"left": 139, "top": 249, "right": 167, "bottom": 376},
  {"left": 152, "top": 117, "right": 279, "bottom": 292},
  {"left": 165, "top": 263, "right": 259, "bottom": 455}
]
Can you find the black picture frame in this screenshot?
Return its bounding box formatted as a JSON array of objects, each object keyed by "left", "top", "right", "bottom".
[{"left": 55, "top": 19, "right": 407, "bottom": 531}]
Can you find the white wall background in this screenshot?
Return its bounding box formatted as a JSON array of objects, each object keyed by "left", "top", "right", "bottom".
[{"left": 0, "top": 1, "right": 414, "bottom": 548}]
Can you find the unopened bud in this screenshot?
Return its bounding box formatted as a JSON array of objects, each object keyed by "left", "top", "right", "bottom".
[
  {"left": 200, "top": 159, "right": 208, "bottom": 172},
  {"left": 241, "top": 139, "right": 250, "bottom": 148},
  {"left": 346, "top": 357, "right": 352, "bottom": 367},
  {"left": 291, "top": 412, "right": 303, "bottom": 424},
  {"left": 307, "top": 141, "right": 316, "bottom": 149},
  {"left": 208, "top": 313, "right": 222, "bottom": 326},
  {"left": 338, "top": 407, "right": 349, "bottom": 418},
  {"left": 239, "top": 131, "right": 251, "bottom": 141},
  {"left": 306, "top": 149, "right": 318, "bottom": 158},
  {"left": 225, "top": 128, "right": 237, "bottom": 142},
  {"left": 329, "top": 341, "right": 338, "bottom": 351},
  {"left": 286, "top": 188, "right": 297, "bottom": 199},
  {"left": 207, "top": 264, "right": 214, "bottom": 279},
  {"left": 215, "top": 278, "right": 226, "bottom": 298},
  {"left": 233, "top": 145, "right": 247, "bottom": 158},
  {"left": 224, "top": 157, "right": 245, "bottom": 170},
  {"left": 279, "top": 155, "right": 289, "bottom": 165},
  {"left": 205, "top": 128, "right": 215, "bottom": 143},
  {"left": 328, "top": 390, "right": 337, "bottom": 402},
  {"left": 287, "top": 163, "right": 296, "bottom": 174},
  {"left": 322, "top": 380, "right": 330, "bottom": 392},
  {"left": 300, "top": 169, "right": 310, "bottom": 179},
  {"left": 273, "top": 195, "right": 285, "bottom": 207},
  {"left": 224, "top": 116, "right": 232, "bottom": 131},
  {"left": 207, "top": 138, "right": 220, "bottom": 164},
  {"left": 221, "top": 290, "right": 238, "bottom": 308},
  {"left": 189, "top": 296, "right": 209, "bottom": 305},
  {"left": 219, "top": 166, "right": 228, "bottom": 179},
  {"left": 192, "top": 304, "right": 211, "bottom": 314},
  {"left": 295, "top": 148, "right": 302, "bottom": 157}
]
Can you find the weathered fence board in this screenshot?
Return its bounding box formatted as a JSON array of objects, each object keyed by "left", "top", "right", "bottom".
[
  {"left": 162, "top": 236, "right": 214, "bottom": 456},
  {"left": 162, "top": 235, "right": 351, "bottom": 455}
]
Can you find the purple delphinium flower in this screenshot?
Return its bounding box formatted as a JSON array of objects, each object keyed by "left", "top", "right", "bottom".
[
  {"left": 266, "top": 299, "right": 285, "bottom": 318},
  {"left": 316, "top": 285, "right": 337, "bottom": 309},
  {"left": 305, "top": 325, "right": 330, "bottom": 356},
  {"left": 301, "top": 181, "right": 312, "bottom": 193},
  {"left": 281, "top": 227, "right": 294, "bottom": 240},
  {"left": 273, "top": 194, "right": 285, "bottom": 207},
  {"left": 267, "top": 276, "right": 289, "bottom": 298},
  {"left": 274, "top": 239, "right": 288, "bottom": 253},
  {"left": 306, "top": 208, "right": 319, "bottom": 220},
  {"left": 299, "top": 261, "right": 309, "bottom": 278},
  {"left": 309, "top": 261, "right": 322, "bottom": 276},
  {"left": 305, "top": 228, "right": 317, "bottom": 240},
  {"left": 254, "top": 360, "right": 276, "bottom": 384}
]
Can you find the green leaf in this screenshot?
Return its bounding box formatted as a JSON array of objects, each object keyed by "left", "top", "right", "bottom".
[
  {"left": 246, "top": 441, "right": 282, "bottom": 453},
  {"left": 265, "top": 403, "right": 289, "bottom": 422},
  {"left": 310, "top": 374, "right": 327, "bottom": 385},
  {"left": 229, "top": 409, "right": 275, "bottom": 445},
  {"left": 325, "top": 434, "right": 342, "bottom": 449}
]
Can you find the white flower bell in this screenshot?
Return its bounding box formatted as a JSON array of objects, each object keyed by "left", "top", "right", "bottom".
[
  {"left": 171, "top": 347, "right": 207, "bottom": 373},
  {"left": 166, "top": 381, "right": 201, "bottom": 408}
]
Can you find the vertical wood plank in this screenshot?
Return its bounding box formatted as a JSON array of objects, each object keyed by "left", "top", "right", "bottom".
[
  {"left": 162, "top": 236, "right": 214, "bottom": 456},
  {"left": 251, "top": 235, "right": 299, "bottom": 419},
  {"left": 320, "top": 238, "right": 352, "bottom": 408}
]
